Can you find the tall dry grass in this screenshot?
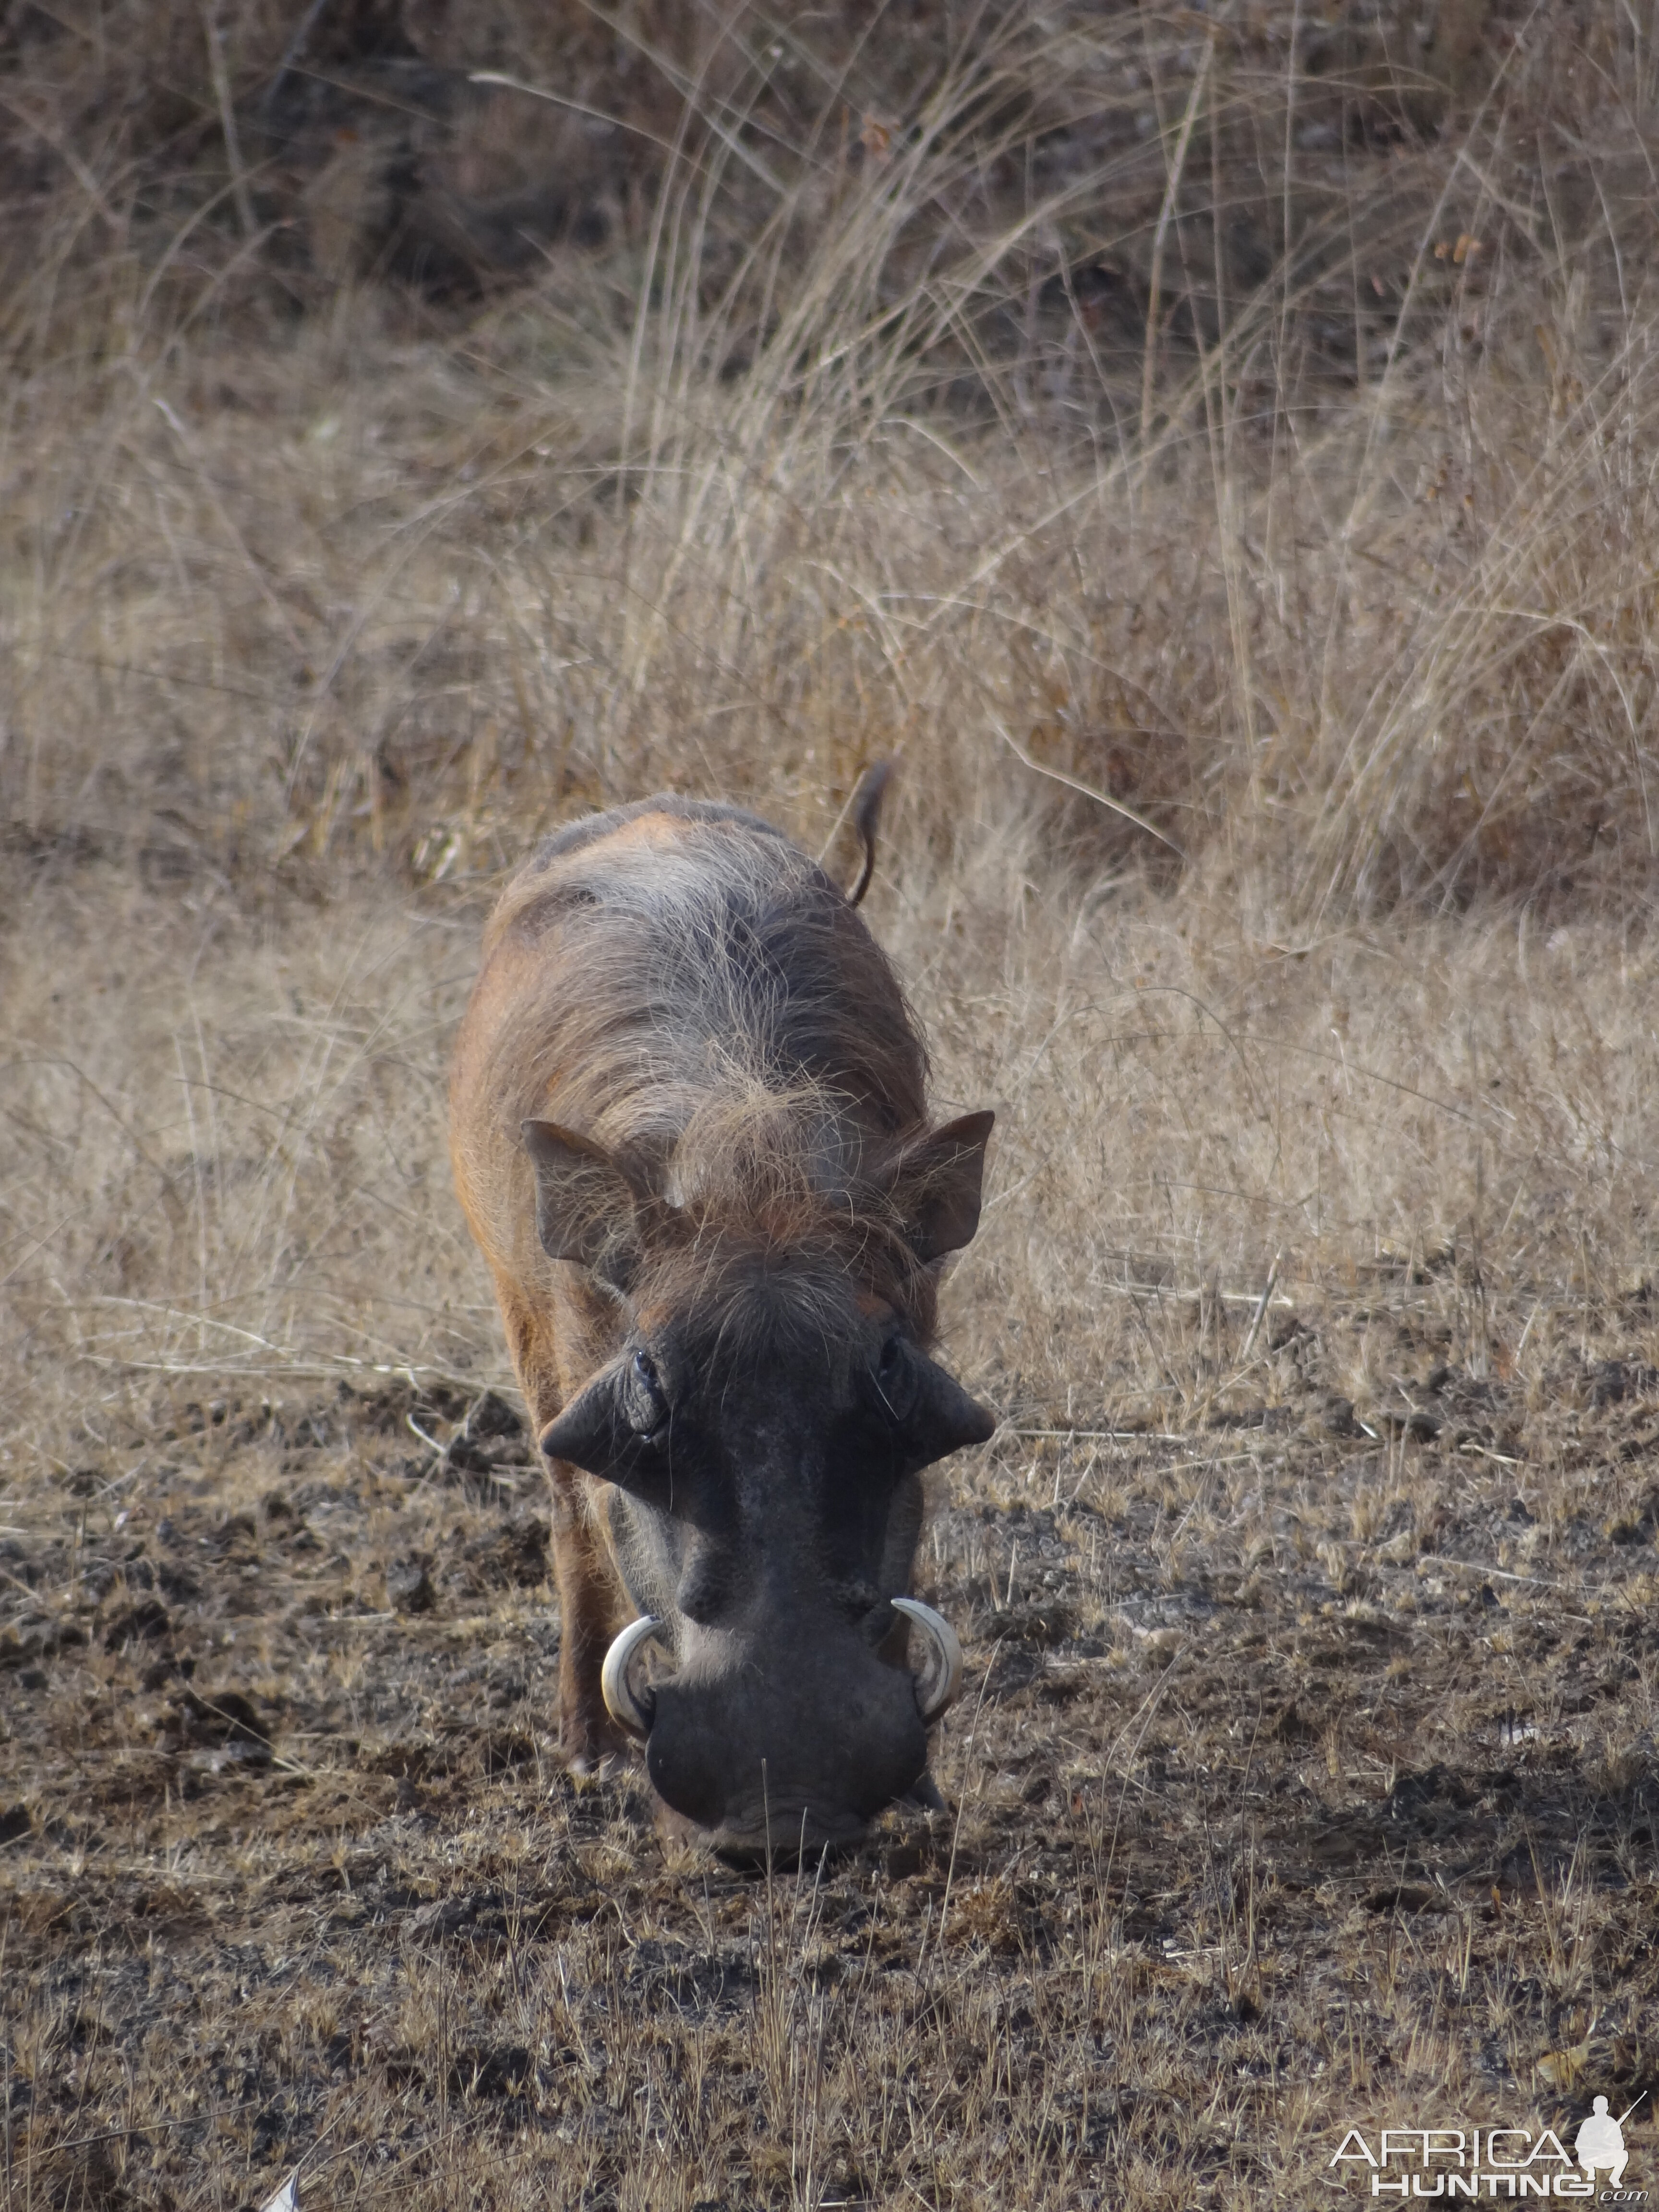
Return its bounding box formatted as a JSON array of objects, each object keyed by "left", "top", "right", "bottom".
[{"left": 3, "top": 1, "right": 1658, "bottom": 905}]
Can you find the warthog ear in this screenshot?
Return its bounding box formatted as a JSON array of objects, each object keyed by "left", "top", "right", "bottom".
[
  {"left": 521, "top": 1120, "right": 651, "bottom": 1289},
  {"left": 540, "top": 1367, "right": 675, "bottom": 1506},
  {"left": 911, "top": 1353, "right": 998, "bottom": 1458},
  {"left": 884, "top": 1110, "right": 996, "bottom": 1262},
  {"left": 540, "top": 1369, "right": 626, "bottom": 1477},
  {"left": 878, "top": 1345, "right": 997, "bottom": 1471}
]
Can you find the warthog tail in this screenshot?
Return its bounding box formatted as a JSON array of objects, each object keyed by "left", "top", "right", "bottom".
[{"left": 843, "top": 760, "right": 892, "bottom": 909}]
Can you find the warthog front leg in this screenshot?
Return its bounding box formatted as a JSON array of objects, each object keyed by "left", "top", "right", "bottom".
[
  {"left": 493, "top": 1279, "right": 626, "bottom": 1774},
  {"left": 546, "top": 1458, "right": 626, "bottom": 1773}
]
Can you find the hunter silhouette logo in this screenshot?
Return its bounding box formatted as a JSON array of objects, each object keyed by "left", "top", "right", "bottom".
[
  {"left": 1576, "top": 2100, "right": 1636, "bottom": 2192},
  {"left": 1331, "top": 2094, "right": 1647, "bottom": 2200}
]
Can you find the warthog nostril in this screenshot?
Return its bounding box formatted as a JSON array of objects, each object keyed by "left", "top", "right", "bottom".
[
  {"left": 601, "top": 1615, "right": 667, "bottom": 1738},
  {"left": 890, "top": 1598, "right": 963, "bottom": 1725}
]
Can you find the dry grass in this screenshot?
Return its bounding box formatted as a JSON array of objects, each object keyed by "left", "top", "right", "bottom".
[
  {"left": 5, "top": 4, "right": 1659, "bottom": 2208},
  {"left": 5, "top": 0, "right": 1659, "bottom": 914}
]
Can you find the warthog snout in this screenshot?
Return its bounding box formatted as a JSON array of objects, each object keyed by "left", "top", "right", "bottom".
[
  {"left": 596, "top": 1599, "right": 964, "bottom": 1850},
  {"left": 601, "top": 1599, "right": 962, "bottom": 1740}
]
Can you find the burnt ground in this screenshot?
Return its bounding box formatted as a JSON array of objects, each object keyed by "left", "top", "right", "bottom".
[{"left": 4, "top": 1288, "right": 1659, "bottom": 2212}]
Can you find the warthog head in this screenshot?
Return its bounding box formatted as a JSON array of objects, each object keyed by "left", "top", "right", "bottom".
[{"left": 527, "top": 1102, "right": 996, "bottom": 1857}]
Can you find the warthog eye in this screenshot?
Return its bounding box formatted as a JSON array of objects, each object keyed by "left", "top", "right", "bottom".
[
  {"left": 873, "top": 1334, "right": 918, "bottom": 1421},
  {"left": 625, "top": 1348, "right": 670, "bottom": 1437}
]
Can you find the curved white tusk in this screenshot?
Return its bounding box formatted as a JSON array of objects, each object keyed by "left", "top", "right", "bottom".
[
  {"left": 601, "top": 1615, "right": 664, "bottom": 1739},
  {"left": 891, "top": 1597, "right": 964, "bottom": 1726}
]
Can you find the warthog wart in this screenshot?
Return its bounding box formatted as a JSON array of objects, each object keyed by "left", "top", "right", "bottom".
[{"left": 449, "top": 779, "right": 996, "bottom": 1854}]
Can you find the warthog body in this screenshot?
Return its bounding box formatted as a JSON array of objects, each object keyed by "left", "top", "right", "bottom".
[{"left": 449, "top": 793, "right": 995, "bottom": 1853}]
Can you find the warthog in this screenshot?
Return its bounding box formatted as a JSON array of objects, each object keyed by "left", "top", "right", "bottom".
[{"left": 449, "top": 781, "right": 996, "bottom": 1854}]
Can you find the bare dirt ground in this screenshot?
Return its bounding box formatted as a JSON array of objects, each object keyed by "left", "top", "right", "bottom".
[{"left": 7, "top": 1364, "right": 1659, "bottom": 2211}]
